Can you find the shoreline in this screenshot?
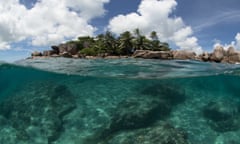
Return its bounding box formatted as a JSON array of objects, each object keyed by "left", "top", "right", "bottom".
[{"left": 30, "top": 47, "right": 240, "bottom": 64}]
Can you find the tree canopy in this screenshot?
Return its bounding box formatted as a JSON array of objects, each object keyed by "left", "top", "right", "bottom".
[{"left": 67, "top": 29, "right": 171, "bottom": 56}]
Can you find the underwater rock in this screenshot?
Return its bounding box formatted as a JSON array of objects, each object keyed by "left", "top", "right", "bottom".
[
  {"left": 99, "top": 96, "right": 171, "bottom": 140},
  {"left": 141, "top": 83, "right": 186, "bottom": 105},
  {"left": 101, "top": 122, "right": 190, "bottom": 144},
  {"left": 0, "top": 82, "right": 76, "bottom": 143},
  {"left": 203, "top": 100, "right": 240, "bottom": 132}
]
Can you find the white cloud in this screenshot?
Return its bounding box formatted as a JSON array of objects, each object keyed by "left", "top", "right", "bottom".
[
  {"left": 235, "top": 33, "right": 240, "bottom": 50},
  {"left": 108, "top": 0, "right": 203, "bottom": 54},
  {"left": 213, "top": 33, "right": 240, "bottom": 50},
  {"left": 0, "top": 42, "right": 11, "bottom": 50},
  {"left": 0, "top": 0, "right": 109, "bottom": 50}
]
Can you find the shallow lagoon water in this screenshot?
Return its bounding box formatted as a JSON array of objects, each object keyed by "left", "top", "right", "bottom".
[{"left": 1, "top": 58, "right": 240, "bottom": 144}]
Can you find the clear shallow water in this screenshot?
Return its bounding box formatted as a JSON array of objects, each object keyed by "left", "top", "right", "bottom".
[{"left": 1, "top": 58, "right": 240, "bottom": 144}]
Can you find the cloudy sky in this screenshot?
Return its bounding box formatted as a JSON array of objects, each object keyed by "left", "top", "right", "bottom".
[{"left": 0, "top": 0, "right": 240, "bottom": 62}]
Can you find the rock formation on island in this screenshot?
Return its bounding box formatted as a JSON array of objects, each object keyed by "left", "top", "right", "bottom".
[{"left": 31, "top": 42, "right": 240, "bottom": 64}]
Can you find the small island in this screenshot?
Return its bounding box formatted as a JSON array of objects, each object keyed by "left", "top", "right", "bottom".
[{"left": 31, "top": 29, "right": 240, "bottom": 64}]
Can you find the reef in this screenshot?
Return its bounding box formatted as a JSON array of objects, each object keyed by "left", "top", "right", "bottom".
[
  {"left": 0, "top": 82, "right": 76, "bottom": 143},
  {"left": 203, "top": 100, "right": 240, "bottom": 132}
]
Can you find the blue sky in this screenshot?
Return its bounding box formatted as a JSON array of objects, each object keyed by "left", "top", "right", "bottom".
[{"left": 0, "top": 0, "right": 240, "bottom": 62}]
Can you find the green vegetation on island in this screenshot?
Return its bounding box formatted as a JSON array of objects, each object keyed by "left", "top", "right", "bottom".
[
  {"left": 66, "top": 28, "right": 171, "bottom": 56},
  {"left": 31, "top": 28, "right": 240, "bottom": 64}
]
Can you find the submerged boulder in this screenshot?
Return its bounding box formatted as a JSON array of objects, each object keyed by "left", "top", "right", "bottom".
[
  {"left": 0, "top": 82, "right": 76, "bottom": 143},
  {"left": 110, "top": 97, "right": 170, "bottom": 130},
  {"left": 99, "top": 96, "right": 171, "bottom": 139},
  {"left": 98, "top": 83, "right": 186, "bottom": 141},
  {"left": 203, "top": 100, "right": 240, "bottom": 132},
  {"left": 141, "top": 83, "right": 186, "bottom": 105},
  {"left": 100, "top": 122, "right": 190, "bottom": 144}
]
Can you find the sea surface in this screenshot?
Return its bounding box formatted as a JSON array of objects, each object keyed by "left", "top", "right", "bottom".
[{"left": 1, "top": 58, "right": 240, "bottom": 144}]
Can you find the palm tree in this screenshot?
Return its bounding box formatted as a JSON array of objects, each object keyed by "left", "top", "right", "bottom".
[
  {"left": 159, "top": 42, "right": 171, "bottom": 51},
  {"left": 77, "top": 36, "right": 95, "bottom": 49},
  {"left": 150, "top": 31, "right": 158, "bottom": 41},
  {"left": 104, "top": 31, "right": 118, "bottom": 55},
  {"left": 119, "top": 31, "right": 133, "bottom": 55},
  {"left": 132, "top": 28, "right": 148, "bottom": 50},
  {"left": 149, "top": 31, "right": 160, "bottom": 51}
]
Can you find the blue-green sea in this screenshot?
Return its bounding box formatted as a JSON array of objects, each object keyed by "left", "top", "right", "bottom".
[{"left": 1, "top": 58, "right": 240, "bottom": 144}]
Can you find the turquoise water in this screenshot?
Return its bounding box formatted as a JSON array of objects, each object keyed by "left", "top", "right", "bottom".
[{"left": 1, "top": 58, "right": 240, "bottom": 144}]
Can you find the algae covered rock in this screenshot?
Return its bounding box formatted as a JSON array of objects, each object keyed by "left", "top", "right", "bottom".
[
  {"left": 203, "top": 100, "right": 240, "bottom": 132},
  {"left": 141, "top": 83, "right": 186, "bottom": 105},
  {"left": 108, "top": 96, "right": 171, "bottom": 132},
  {"left": 97, "top": 96, "right": 171, "bottom": 140},
  {"left": 98, "top": 82, "right": 186, "bottom": 140}
]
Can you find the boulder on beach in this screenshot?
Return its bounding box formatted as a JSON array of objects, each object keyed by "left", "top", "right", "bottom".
[
  {"left": 173, "top": 50, "right": 196, "bottom": 60},
  {"left": 31, "top": 51, "right": 42, "bottom": 57},
  {"left": 60, "top": 52, "right": 73, "bottom": 58},
  {"left": 201, "top": 52, "right": 210, "bottom": 61},
  {"left": 42, "top": 50, "right": 58, "bottom": 56},
  {"left": 226, "top": 47, "right": 240, "bottom": 63},
  {"left": 210, "top": 46, "right": 225, "bottom": 62},
  {"left": 58, "top": 43, "right": 79, "bottom": 55},
  {"left": 133, "top": 50, "right": 173, "bottom": 59}
]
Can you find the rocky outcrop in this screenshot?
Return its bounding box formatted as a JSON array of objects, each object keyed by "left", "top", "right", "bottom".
[
  {"left": 58, "top": 43, "right": 78, "bottom": 55},
  {"left": 60, "top": 51, "right": 73, "bottom": 58},
  {"left": 133, "top": 50, "right": 173, "bottom": 59},
  {"left": 31, "top": 43, "right": 79, "bottom": 58},
  {"left": 210, "top": 46, "right": 225, "bottom": 62},
  {"left": 31, "top": 42, "right": 240, "bottom": 64},
  {"left": 31, "top": 51, "right": 42, "bottom": 57},
  {"left": 42, "top": 50, "right": 57, "bottom": 56},
  {"left": 201, "top": 52, "right": 210, "bottom": 61},
  {"left": 203, "top": 100, "right": 240, "bottom": 132},
  {"left": 226, "top": 47, "right": 240, "bottom": 63},
  {"left": 196, "top": 46, "right": 240, "bottom": 63}
]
